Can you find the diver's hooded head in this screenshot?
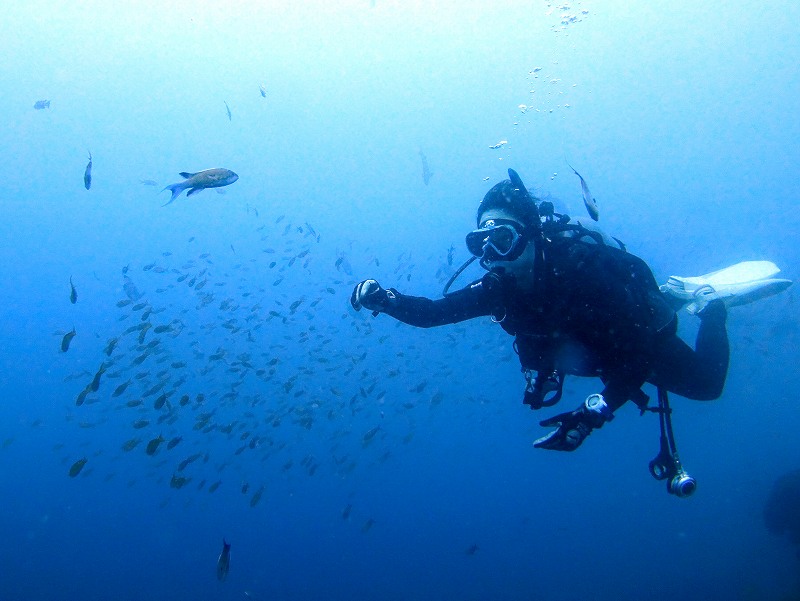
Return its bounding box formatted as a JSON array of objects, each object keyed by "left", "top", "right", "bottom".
[{"left": 476, "top": 169, "right": 541, "bottom": 228}]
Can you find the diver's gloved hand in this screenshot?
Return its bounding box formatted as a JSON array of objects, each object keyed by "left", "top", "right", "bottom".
[
  {"left": 350, "top": 279, "right": 392, "bottom": 313},
  {"left": 533, "top": 394, "right": 614, "bottom": 452}
]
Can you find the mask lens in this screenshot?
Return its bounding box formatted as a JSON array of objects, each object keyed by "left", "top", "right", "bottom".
[
  {"left": 465, "top": 230, "right": 490, "bottom": 257},
  {"left": 489, "top": 227, "right": 516, "bottom": 254},
  {"left": 466, "top": 222, "right": 523, "bottom": 260}
]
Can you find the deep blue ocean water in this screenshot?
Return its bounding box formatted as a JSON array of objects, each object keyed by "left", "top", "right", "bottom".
[{"left": 2, "top": 2, "right": 799, "bottom": 599}]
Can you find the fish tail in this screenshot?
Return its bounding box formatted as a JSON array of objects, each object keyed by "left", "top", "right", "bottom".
[
  {"left": 564, "top": 159, "right": 578, "bottom": 176},
  {"left": 161, "top": 183, "right": 185, "bottom": 206}
]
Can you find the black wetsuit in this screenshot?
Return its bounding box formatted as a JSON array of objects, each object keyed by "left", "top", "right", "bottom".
[{"left": 383, "top": 237, "right": 730, "bottom": 412}]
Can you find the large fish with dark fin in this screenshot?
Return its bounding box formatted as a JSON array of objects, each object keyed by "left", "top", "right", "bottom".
[{"left": 161, "top": 168, "right": 239, "bottom": 206}]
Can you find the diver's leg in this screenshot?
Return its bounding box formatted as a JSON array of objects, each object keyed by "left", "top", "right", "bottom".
[
  {"left": 694, "top": 300, "right": 730, "bottom": 396},
  {"left": 650, "top": 300, "right": 729, "bottom": 400}
]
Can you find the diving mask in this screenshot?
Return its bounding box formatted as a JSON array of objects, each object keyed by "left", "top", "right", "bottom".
[{"left": 465, "top": 219, "right": 528, "bottom": 266}]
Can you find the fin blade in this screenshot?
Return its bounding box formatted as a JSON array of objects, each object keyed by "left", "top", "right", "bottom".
[{"left": 681, "top": 261, "right": 781, "bottom": 289}]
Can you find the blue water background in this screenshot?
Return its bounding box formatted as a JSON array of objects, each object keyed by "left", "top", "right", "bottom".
[{"left": 1, "top": 1, "right": 799, "bottom": 599}]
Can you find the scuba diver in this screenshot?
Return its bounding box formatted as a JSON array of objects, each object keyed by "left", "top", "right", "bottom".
[{"left": 351, "top": 169, "right": 792, "bottom": 458}]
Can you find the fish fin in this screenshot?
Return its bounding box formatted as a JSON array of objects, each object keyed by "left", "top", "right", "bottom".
[
  {"left": 179, "top": 172, "right": 196, "bottom": 179},
  {"left": 186, "top": 187, "right": 203, "bottom": 197},
  {"left": 161, "top": 183, "right": 185, "bottom": 205},
  {"left": 565, "top": 160, "right": 583, "bottom": 181}
]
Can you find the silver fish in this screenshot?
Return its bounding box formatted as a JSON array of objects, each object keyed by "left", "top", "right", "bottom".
[
  {"left": 567, "top": 162, "right": 598, "bottom": 221},
  {"left": 259, "top": 84, "right": 267, "bottom": 98},
  {"left": 161, "top": 168, "right": 239, "bottom": 206},
  {"left": 216, "top": 539, "right": 231, "bottom": 581},
  {"left": 33, "top": 100, "right": 50, "bottom": 110},
  {"left": 224, "top": 101, "right": 232, "bottom": 121},
  {"left": 84, "top": 152, "right": 92, "bottom": 190}
]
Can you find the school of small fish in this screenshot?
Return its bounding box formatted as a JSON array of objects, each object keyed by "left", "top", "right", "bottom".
[
  {"left": 33, "top": 81, "right": 552, "bottom": 568},
  {"left": 56, "top": 203, "right": 507, "bottom": 550}
]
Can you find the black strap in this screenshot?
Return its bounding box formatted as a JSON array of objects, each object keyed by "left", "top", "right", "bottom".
[
  {"left": 647, "top": 387, "right": 687, "bottom": 483},
  {"left": 522, "top": 369, "right": 564, "bottom": 410}
]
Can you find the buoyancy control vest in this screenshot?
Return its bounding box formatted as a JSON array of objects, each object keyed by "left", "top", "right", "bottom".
[{"left": 504, "top": 212, "right": 676, "bottom": 409}]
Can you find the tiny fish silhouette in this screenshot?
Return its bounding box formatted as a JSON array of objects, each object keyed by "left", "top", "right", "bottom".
[
  {"left": 84, "top": 152, "right": 92, "bottom": 190},
  {"left": 216, "top": 538, "right": 231, "bottom": 581},
  {"left": 69, "top": 457, "right": 87, "bottom": 477},
  {"left": 145, "top": 435, "right": 165, "bottom": 456},
  {"left": 419, "top": 149, "right": 433, "bottom": 185},
  {"left": 61, "top": 328, "right": 76, "bottom": 352},
  {"left": 566, "top": 162, "right": 598, "bottom": 221},
  {"left": 89, "top": 363, "right": 106, "bottom": 392}
]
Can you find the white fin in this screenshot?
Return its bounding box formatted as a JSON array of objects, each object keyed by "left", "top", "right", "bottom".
[
  {"left": 662, "top": 261, "right": 781, "bottom": 301},
  {"left": 661, "top": 261, "right": 792, "bottom": 314},
  {"left": 685, "top": 278, "right": 793, "bottom": 315}
]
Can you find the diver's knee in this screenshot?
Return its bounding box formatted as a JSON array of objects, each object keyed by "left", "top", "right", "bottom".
[{"left": 693, "top": 381, "right": 725, "bottom": 401}]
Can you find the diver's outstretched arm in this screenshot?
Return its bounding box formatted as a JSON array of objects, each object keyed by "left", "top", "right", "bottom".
[{"left": 351, "top": 278, "right": 494, "bottom": 328}]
